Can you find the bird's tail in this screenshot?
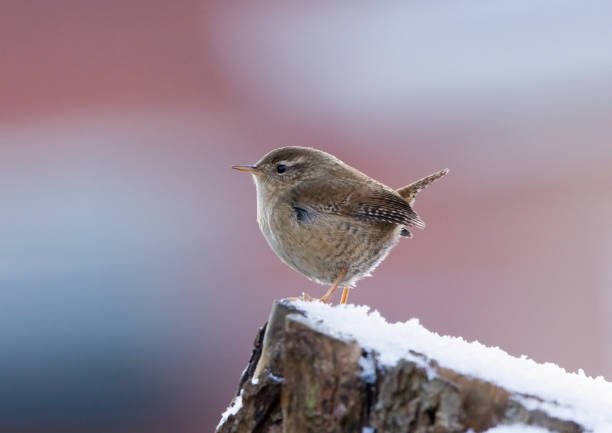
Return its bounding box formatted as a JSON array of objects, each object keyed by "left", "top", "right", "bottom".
[{"left": 396, "top": 168, "right": 449, "bottom": 206}]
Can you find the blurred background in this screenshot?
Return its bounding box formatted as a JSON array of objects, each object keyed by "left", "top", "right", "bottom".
[{"left": 2, "top": 1, "right": 612, "bottom": 432}]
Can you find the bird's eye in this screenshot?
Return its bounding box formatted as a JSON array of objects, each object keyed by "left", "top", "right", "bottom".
[{"left": 276, "top": 164, "right": 287, "bottom": 174}]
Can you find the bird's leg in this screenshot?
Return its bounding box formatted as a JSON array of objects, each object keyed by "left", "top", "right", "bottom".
[
  {"left": 320, "top": 269, "right": 348, "bottom": 304},
  {"left": 340, "top": 287, "right": 350, "bottom": 305}
]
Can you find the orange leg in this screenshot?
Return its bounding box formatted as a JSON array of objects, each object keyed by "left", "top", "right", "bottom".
[
  {"left": 340, "top": 287, "right": 350, "bottom": 305},
  {"left": 319, "top": 269, "right": 348, "bottom": 304}
]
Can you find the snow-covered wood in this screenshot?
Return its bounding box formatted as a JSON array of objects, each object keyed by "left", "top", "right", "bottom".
[{"left": 216, "top": 300, "right": 612, "bottom": 433}]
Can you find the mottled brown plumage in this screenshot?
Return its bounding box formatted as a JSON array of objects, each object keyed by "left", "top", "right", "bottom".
[{"left": 233, "top": 146, "right": 448, "bottom": 304}]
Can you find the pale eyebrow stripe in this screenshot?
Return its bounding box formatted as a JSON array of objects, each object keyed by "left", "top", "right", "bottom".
[{"left": 278, "top": 156, "right": 306, "bottom": 166}]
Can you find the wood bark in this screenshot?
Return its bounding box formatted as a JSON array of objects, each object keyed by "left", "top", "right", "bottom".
[{"left": 216, "top": 300, "right": 583, "bottom": 433}]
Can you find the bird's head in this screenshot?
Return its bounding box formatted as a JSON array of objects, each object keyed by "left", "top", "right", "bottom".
[{"left": 232, "top": 146, "right": 340, "bottom": 197}]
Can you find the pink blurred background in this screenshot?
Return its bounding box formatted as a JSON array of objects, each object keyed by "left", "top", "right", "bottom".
[{"left": 2, "top": 1, "right": 612, "bottom": 432}]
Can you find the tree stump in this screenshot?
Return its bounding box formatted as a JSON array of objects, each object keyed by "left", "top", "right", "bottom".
[{"left": 215, "top": 300, "right": 605, "bottom": 433}]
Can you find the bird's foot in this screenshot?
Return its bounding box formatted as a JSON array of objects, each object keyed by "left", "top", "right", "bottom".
[{"left": 286, "top": 292, "right": 315, "bottom": 302}]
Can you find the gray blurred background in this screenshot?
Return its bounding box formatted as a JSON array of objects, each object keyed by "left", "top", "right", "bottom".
[{"left": 1, "top": 1, "right": 612, "bottom": 432}]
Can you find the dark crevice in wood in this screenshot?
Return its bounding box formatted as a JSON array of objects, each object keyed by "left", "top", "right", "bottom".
[{"left": 238, "top": 323, "right": 267, "bottom": 392}]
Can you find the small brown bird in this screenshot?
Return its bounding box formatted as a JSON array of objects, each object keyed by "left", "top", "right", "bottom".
[{"left": 233, "top": 146, "right": 448, "bottom": 305}]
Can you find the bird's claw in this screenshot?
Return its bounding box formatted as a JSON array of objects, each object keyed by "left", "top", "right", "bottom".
[{"left": 286, "top": 292, "right": 315, "bottom": 302}]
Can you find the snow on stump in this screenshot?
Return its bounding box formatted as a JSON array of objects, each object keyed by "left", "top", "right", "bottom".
[{"left": 216, "top": 300, "right": 612, "bottom": 433}]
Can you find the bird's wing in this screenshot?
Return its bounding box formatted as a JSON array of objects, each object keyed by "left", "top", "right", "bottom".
[{"left": 291, "top": 179, "right": 425, "bottom": 229}]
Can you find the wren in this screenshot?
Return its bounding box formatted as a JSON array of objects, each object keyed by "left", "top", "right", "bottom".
[{"left": 233, "top": 146, "right": 448, "bottom": 305}]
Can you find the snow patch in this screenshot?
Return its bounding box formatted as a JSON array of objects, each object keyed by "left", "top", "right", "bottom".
[
  {"left": 359, "top": 354, "right": 376, "bottom": 384},
  {"left": 216, "top": 390, "right": 243, "bottom": 430},
  {"left": 292, "top": 300, "right": 612, "bottom": 433},
  {"left": 482, "top": 425, "right": 554, "bottom": 433}
]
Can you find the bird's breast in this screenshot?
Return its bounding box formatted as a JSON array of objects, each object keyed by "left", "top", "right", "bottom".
[{"left": 259, "top": 198, "right": 401, "bottom": 286}]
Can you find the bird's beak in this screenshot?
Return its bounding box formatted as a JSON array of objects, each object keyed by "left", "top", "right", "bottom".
[{"left": 232, "top": 164, "right": 260, "bottom": 174}]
